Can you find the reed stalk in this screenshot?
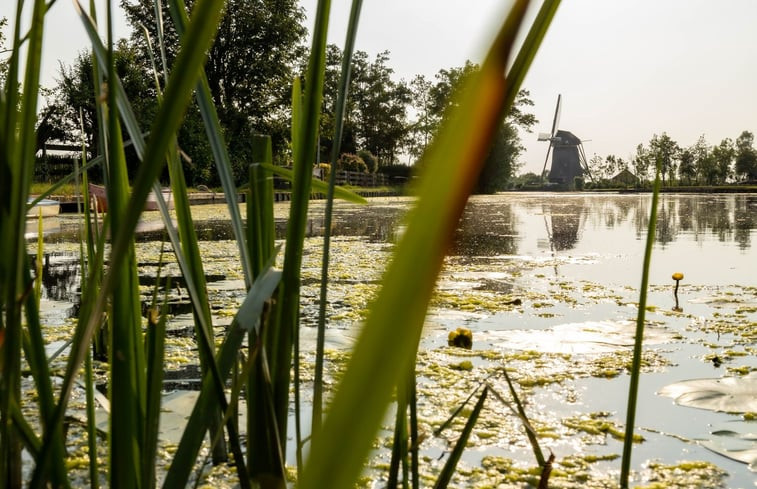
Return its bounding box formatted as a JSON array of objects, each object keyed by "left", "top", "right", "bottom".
[
  {"left": 313, "top": 0, "right": 365, "bottom": 440},
  {"left": 620, "top": 162, "right": 662, "bottom": 488}
]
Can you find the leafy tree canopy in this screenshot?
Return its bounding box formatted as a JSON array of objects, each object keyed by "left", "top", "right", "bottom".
[{"left": 735, "top": 131, "right": 757, "bottom": 181}]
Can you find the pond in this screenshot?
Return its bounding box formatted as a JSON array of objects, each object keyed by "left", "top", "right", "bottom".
[{"left": 31, "top": 192, "right": 757, "bottom": 487}]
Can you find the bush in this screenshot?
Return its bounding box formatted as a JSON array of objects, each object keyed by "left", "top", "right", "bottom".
[
  {"left": 357, "top": 149, "right": 377, "bottom": 173},
  {"left": 336, "top": 153, "right": 367, "bottom": 173}
]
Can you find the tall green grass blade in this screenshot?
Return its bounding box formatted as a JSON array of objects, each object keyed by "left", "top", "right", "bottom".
[
  {"left": 269, "top": 0, "right": 331, "bottom": 470},
  {"left": 163, "top": 264, "right": 281, "bottom": 489},
  {"left": 35, "top": 212, "right": 43, "bottom": 304},
  {"left": 313, "top": 0, "right": 363, "bottom": 438},
  {"left": 245, "top": 136, "right": 283, "bottom": 482},
  {"left": 248, "top": 136, "right": 275, "bottom": 277},
  {"left": 166, "top": 0, "right": 253, "bottom": 289},
  {"left": 1, "top": 0, "right": 53, "bottom": 486},
  {"left": 20, "top": 261, "right": 69, "bottom": 488},
  {"left": 143, "top": 286, "right": 167, "bottom": 489},
  {"left": 620, "top": 163, "right": 662, "bottom": 488},
  {"left": 409, "top": 375, "right": 419, "bottom": 489},
  {"left": 504, "top": 0, "right": 561, "bottom": 110},
  {"left": 75, "top": 129, "right": 100, "bottom": 489},
  {"left": 29, "top": 1, "right": 226, "bottom": 485},
  {"left": 84, "top": 350, "right": 100, "bottom": 489},
  {"left": 300, "top": 3, "right": 532, "bottom": 488},
  {"left": 432, "top": 387, "right": 488, "bottom": 489},
  {"left": 491, "top": 371, "right": 545, "bottom": 466},
  {"left": 263, "top": 164, "right": 366, "bottom": 204},
  {"left": 388, "top": 377, "right": 410, "bottom": 489},
  {"left": 103, "top": 3, "right": 147, "bottom": 485},
  {"left": 143, "top": 10, "right": 230, "bottom": 464}
]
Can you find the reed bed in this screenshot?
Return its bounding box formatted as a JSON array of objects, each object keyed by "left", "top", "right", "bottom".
[{"left": 0, "top": 0, "right": 666, "bottom": 487}]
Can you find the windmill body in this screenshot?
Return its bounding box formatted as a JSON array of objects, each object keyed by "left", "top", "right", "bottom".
[
  {"left": 539, "top": 95, "right": 592, "bottom": 186},
  {"left": 548, "top": 130, "right": 585, "bottom": 184}
]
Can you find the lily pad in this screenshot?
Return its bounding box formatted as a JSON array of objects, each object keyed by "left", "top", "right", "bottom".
[
  {"left": 658, "top": 372, "right": 757, "bottom": 414},
  {"left": 702, "top": 427, "right": 757, "bottom": 472},
  {"left": 487, "top": 320, "right": 675, "bottom": 354}
]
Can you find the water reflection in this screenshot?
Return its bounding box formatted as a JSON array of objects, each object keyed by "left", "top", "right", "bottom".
[
  {"left": 643, "top": 195, "right": 754, "bottom": 250},
  {"left": 451, "top": 198, "right": 518, "bottom": 256},
  {"left": 543, "top": 200, "right": 588, "bottom": 251},
  {"left": 28, "top": 193, "right": 756, "bottom": 299},
  {"left": 30, "top": 253, "right": 81, "bottom": 303}
]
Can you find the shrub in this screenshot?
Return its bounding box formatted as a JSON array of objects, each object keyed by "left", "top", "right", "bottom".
[
  {"left": 357, "top": 149, "right": 377, "bottom": 173},
  {"left": 337, "top": 153, "right": 367, "bottom": 173}
]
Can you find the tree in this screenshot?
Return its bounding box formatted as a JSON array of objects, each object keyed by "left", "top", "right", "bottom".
[
  {"left": 421, "top": 62, "right": 535, "bottom": 193},
  {"left": 473, "top": 89, "right": 535, "bottom": 193},
  {"left": 317, "top": 44, "right": 357, "bottom": 163},
  {"left": 475, "top": 123, "right": 522, "bottom": 193},
  {"left": 602, "top": 155, "right": 620, "bottom": 181},
  {"left": 711, "top": 138, "right": 735, "bottom": 184},
  {"left": 691, "top": 134, "right": 720, "bottom": 185},
  {"left": 631, "top": 143, "right": 651, "bottom": 184},
  {"left": 349, "top": 50, "right": 411, "bottom": 166},
  {"left": 46, "top": 41, "right": 156, "bottom": 169},
  {"left": 678, "top": 147, "right": 696, "bottom": 185},
  {"left": 735, "top": 131, "right": 757, "bottom": 181},
  {"left": 588, "top": 153, "right": 604, "bottom": 180},
  {"left": 648, "top": 133, "right": 679, "bottom": 186},
  {"left": 122, "top": 0, "right": 307, "bottom": 178},
  {"left": 406, "top": 74, "right": 434, "bottom": 159}
]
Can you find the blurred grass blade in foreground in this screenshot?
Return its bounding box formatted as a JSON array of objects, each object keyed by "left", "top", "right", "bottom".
[{"left": 299, "top": 1, "right": 552, "bottom": 487}]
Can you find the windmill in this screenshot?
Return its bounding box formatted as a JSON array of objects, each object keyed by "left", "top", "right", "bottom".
[{"left": 538, "top": 94, "right": 592, "bottom": 185}]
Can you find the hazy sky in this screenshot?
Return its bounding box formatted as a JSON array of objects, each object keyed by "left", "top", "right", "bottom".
[{"left": 14, "top": 0, "right": 757, "bottom": 174}]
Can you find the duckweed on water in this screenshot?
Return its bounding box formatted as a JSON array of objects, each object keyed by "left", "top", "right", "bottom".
[
  {"left": 637, "top": 460, "right": 727, "bottom": 489},
  {"left": 562, "top": 412, "right": 644, "bottom": 443}
]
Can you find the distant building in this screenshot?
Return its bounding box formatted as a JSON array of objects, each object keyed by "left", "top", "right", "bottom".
[{"left": 610, "top": 169, "right": 639, "bottom": 186}]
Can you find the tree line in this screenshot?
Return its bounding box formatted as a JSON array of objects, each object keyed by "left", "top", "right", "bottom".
[
  {"left": 587, "top": 131, "right": 757, "bottom": 187},
  {"left": 26, "top": 1, "right": 534, "bottom": 192}
]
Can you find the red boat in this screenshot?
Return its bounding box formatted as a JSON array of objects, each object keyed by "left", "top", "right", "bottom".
[{"left": 88, "top": 183, "right": 174, "bottom": 212}]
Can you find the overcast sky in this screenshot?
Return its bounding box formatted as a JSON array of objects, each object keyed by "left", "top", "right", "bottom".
[{"left": 13, "top": 0, "right": 757, "bottom": 174}]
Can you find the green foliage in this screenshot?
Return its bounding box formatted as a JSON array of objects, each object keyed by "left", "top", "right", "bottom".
[
  {"left": 589, "top": 131, "right": 747, "bottom": 188},
  {"left": 418, "top": 63, "right": 535, "bottom": 193},
  {"left": 678, "top": 147, "right": 696, "bottom": 185},
  {"left": 357, "top": 149, "right": 377, "bottom": 173},
  {"left": 648, "top": 132, "right": 679, "bottom": 186},
  {"left": 735, "top": 130, "right": 757, "bottom": 181},
  {"left": 475, "top": 123, "right": 520, "bottom": 193},
  {"left": 350, "top": 50, "right": 411, "bottom": 166},
  {"left": 337, "top": 152, "right": 367, "bottom": 172},
  {"left": 47, "top": 41, "right": 155, "bottom": 158},
  {"left": 121, "top": 0, "right": 306, "bottom": 182},
  {"left": 712, "top": 138, "right": 735, "bottom": 183},
  {"left": 692, "top": 135, "right": 718, "bottom": 185}
]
